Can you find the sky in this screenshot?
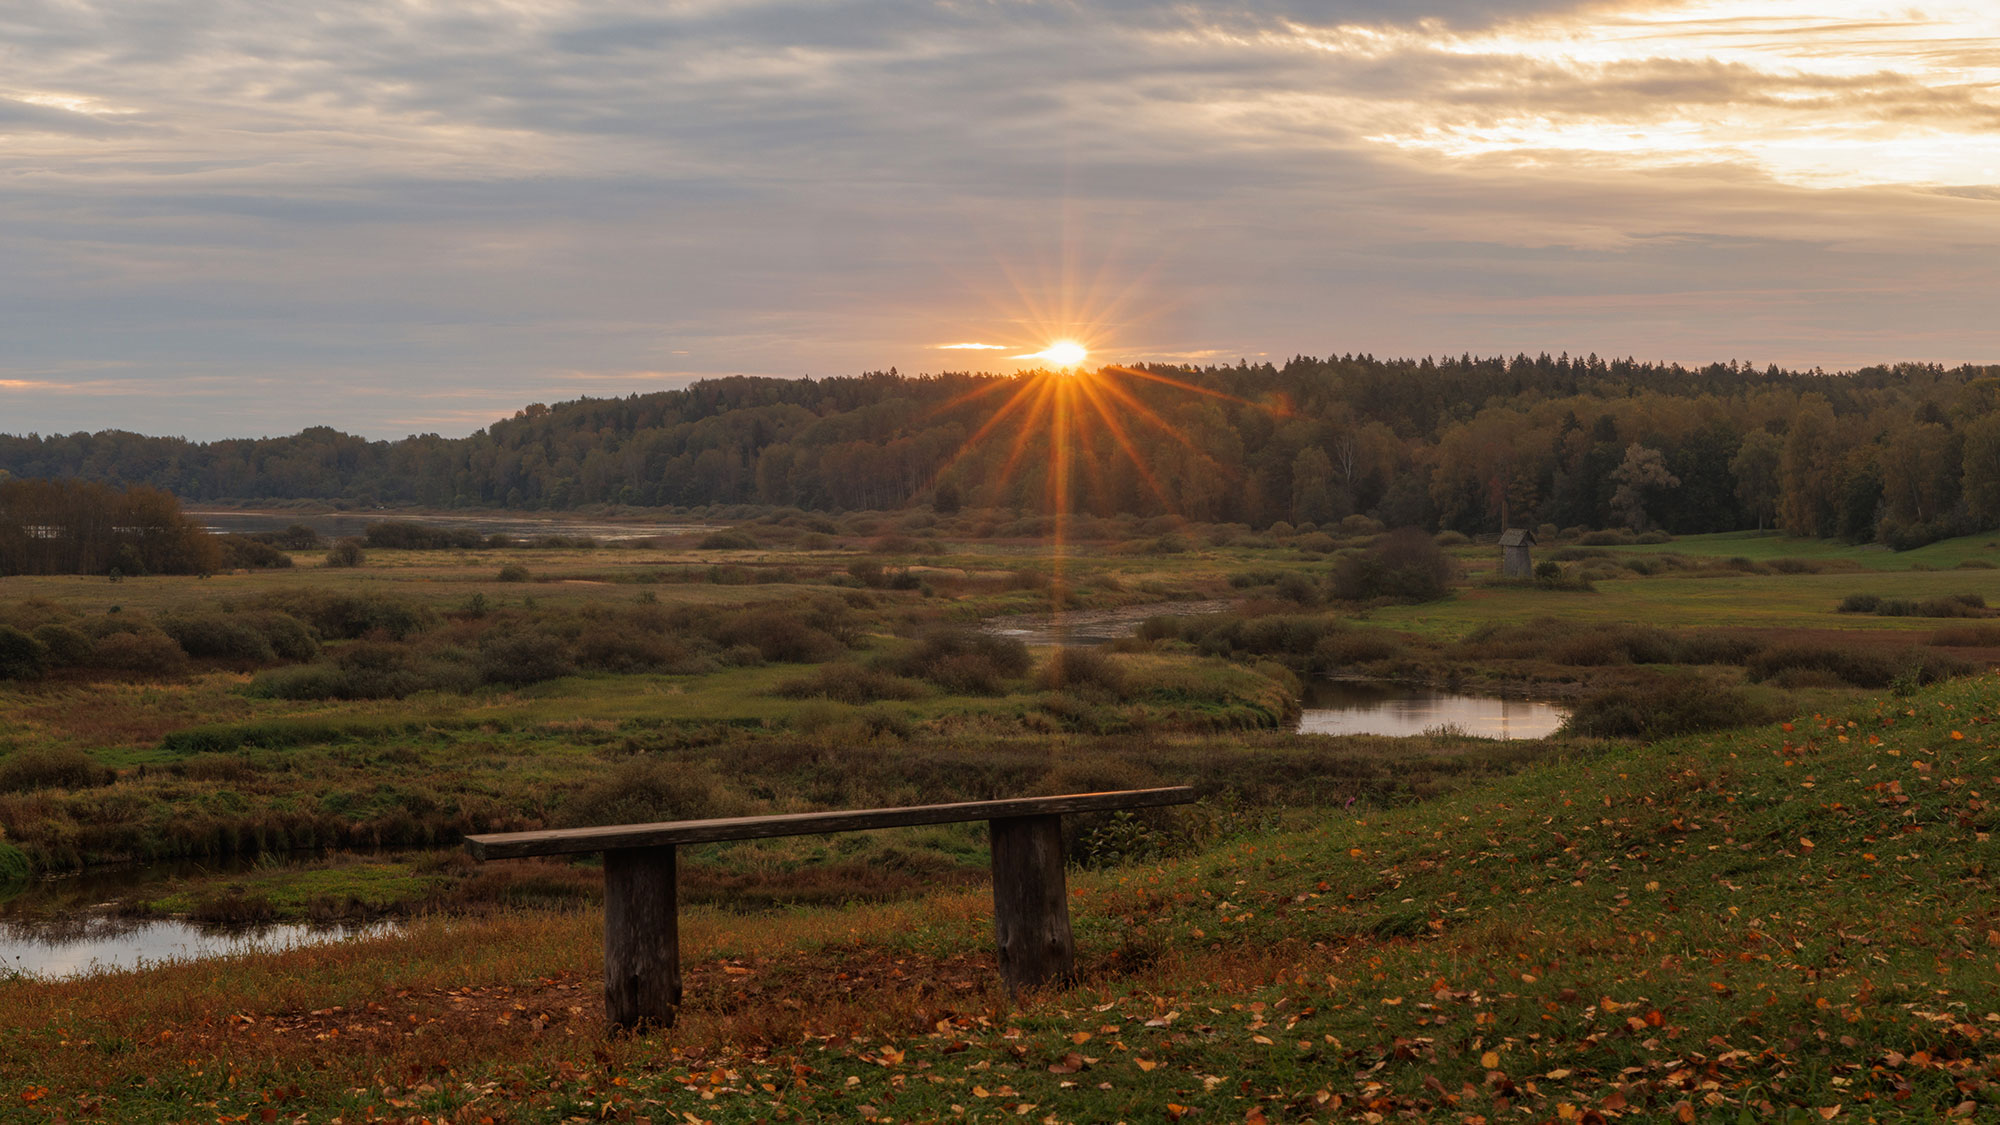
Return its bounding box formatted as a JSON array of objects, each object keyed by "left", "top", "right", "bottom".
[{"left": 3, "top": 0, "right": 1997, "bottom": 440}]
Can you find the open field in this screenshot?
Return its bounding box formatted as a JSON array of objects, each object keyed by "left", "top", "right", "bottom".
[
  {"left": 3, "top": 668, "right": 1995, "bottom": 1121},
  {"left": 5, "top": 518, "right": 1999, "bottom": 901},
  {"left": 3, "top": 514, "right": 2000, "bottom": 1120}
]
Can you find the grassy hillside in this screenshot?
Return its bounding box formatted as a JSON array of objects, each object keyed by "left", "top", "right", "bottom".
[{"left": 4, "top": 675, "right": 1996, "bottom": 1122}]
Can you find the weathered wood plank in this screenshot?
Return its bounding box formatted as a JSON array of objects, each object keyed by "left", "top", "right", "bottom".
[
  {"left": 603, "top": 845, "right": 680, "bottom": 1030},
  {"left": 989, "top": 814, "right": 1074, "bottom": 994},
  {"left": 465, "top": 787, "right": 1196, "bottom": 859}
]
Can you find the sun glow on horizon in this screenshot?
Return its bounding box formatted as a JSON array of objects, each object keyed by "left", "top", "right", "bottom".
[{"left": 1019, "top": 339, "right": 1089, "bottom": 367}]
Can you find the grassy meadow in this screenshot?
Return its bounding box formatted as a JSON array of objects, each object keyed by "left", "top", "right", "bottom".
[{"left": 3, "top": 512, "right": 1999, "bottom": 1121}]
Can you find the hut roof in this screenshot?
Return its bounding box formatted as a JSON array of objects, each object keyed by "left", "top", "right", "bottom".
[{"left": 1498, "top": 528, "right": 1535, "bottom": 547}]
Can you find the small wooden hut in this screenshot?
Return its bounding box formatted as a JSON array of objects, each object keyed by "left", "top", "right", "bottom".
[{"left": 1499, "top": 528, "right": 1535, "bottom": 578}]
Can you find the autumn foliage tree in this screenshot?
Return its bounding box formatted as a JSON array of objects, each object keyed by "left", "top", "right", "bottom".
[{"left": 0, "top": 478, "right": 220, "bottom": 577}]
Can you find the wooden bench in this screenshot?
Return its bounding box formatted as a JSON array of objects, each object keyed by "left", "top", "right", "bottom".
[{"left": 464, "top": 786, "right": 1197, "bottom": 1030}]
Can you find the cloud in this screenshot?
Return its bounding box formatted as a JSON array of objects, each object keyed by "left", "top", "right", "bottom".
[{"left": 0, "top": 0, "right": 1995, "bottom": 439}]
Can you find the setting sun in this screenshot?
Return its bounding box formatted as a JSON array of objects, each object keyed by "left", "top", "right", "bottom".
[{"left": 1023, "top": 340, "right": 1089, "bottom": 367}]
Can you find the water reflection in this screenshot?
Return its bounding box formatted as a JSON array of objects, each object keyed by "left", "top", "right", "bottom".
[
  {"left": 982, "top": 600, "right": 1233, "bottom": 647},
  {"left": 2, "top": 915, "right": 394, "bottom": 979},
  {"left": 1297, "top": 681, "right": 1567, "bottom": 739}
]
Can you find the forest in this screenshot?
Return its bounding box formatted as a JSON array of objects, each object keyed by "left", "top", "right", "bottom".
[{"left": 5, "top": 354, "right": 2000, "bottom": 547}]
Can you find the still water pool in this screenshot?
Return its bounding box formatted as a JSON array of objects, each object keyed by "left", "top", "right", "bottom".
[
  {"left": 1296, "top": 681, "right": 1568, "bottom": 739},
  {"left": 2, "top": 915, "right": 393, "bottom": 979}
]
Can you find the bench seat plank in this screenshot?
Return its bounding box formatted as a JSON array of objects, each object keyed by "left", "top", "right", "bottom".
[{"left": 464, "top": 786, "right": 1196, "bottom": 860}]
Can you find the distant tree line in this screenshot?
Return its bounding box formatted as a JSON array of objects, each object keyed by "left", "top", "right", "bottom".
[{"left": 5, "top": 355, "right": 2000, "bottom": 546}]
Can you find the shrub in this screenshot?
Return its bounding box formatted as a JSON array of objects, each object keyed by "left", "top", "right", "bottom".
[
  {"left": 1838, "top": 593, "right": 1882, "bottom": 614},
  {"left": 253, "top": 591, "right": 434, "bottom": 640},
  {"left": 1036, "top": 647, "right": 1127, "bottom": 696},
  {"left": 573, "top": 627, "right": 699, "bottom": 674},
  {"left": 242, "top": 612, "right": 321, "bottom": 661},
  {"left": 1533, "top": 560, "right": 1562, "bottom": 581},
  {"left": 698, "top": 529, "right": 759, "bottom": 550},
  {"left": 323, "top": 538, "right": 366, "bottom": 567},
  {"left": 1931, "top": 623, "right": 2000, "bottom": 647},
  {"left": 216, "top": 535, "right": 294, "bottom": 569},
  {"left": 0, "top": 625, "right": 47, "bottom": 680},
  {"left": 1634, "top": 530, "right": 1673, "bottom": 545},
  {"left": 496, "top": 563, "right": 532, "bottom": 583},
  {"left": 1746, "top": 645, "right": 1901, "bottom": 688},
  {"left": 1331, "top": 527, "right": 1456, "bottom": 602},
  {"left": 1561, "top": 678, "right": 1772, "bottom": 738},
  {"left": 880, "top": 627, "right": 1031, "bottom": 694},
  {"left": 159, "top": 613, "right": 278, "bottom": 662},
  {"left": 1578, "top": 529, "right": 1635, "bottom": 546},
  {"left": 1273, "top": 571, "right": 1322, "bottom": 605},
  {"left": 253, "top": 524, "right": 325, "bottom": 550},
  {"left": 1293, "top": 532, "right": 1338, "bottom": 555},
  {"left": 90, "top": 629, "right": 188, "bottom": 674},
  {"left": 477, "top": 628, "right": 577, "bottom": 686},
  {"left": 557, "top": 757, "right": 743, "bottom": 828},
  {"left": 0, "top": 746, "right": 116, "bottom": 792},
  {"left": 363, "top": 521, "right": 485, "bottom": 550},
  {"left": 712, "top": 605, "right": 848, "bottom": 663},
  {"left": 1957, "top": 558, "right": 1997, "bottom": 570},
  {"left": 29, "top": 623, "right": 92, "bottom": 667},
  {"left": 775, "top": 663, "right": 928, "bottom": 704},
  {"left": 1433, "top": 530, "right": 1471, "bottom": 547},
  {"left": 1914, "top": 593, "right": 1988, "bottom": 618}
]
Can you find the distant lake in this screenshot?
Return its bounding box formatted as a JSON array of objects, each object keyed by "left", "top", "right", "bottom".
[
  {"left": 1297, "top": 681, "right": 1568, "bottom": 739},
  {"left": 190, "top": 510, "right": 712, "bottom": 543}
]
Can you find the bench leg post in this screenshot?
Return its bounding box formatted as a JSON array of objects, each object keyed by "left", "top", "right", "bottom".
[
  {"left": 989, "top": 814, "right": 1075, "bottom": 995},
  {"left": 603, "top": 845, "right": 680, "bottom": 1031}
]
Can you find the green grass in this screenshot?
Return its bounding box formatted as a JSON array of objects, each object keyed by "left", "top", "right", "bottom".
[
  {"left": 1373, "top": 567, "right": 2000, "bottom": 639},
  {"left": 3, "top": 675, "right": 1996, "bottom": 1121}
]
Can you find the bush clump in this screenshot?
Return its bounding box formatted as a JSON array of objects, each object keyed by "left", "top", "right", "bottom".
[
  {"left": 496, "top": 563, "right": 532, "bottom": 583},
  {"left": 557, "top": 757, "right": 744, "bottom": 828},
  {"left": 1331, "top": 528, "right": 1456, "bottom": 603},
  {"left": 216, "top": 535, "right": 294, "bottom": 569},
  {"left": 0, "top": 746, "right": 117, "bottom": 792},
  {"left": 252, "top": 591, "right": 435, "bottom": 640},
  {"left": 1931, "top": 623, "right": 2000, "bottom": 647},
  {"left": 698, "top": 529, "right": 760, "bottom": 550},
  {"left": 1745, "top": 645, "right": 1971, "bottom": 689},
  {"left": 1838, "top": 592, "right": 1988, "bottom": 618},
  {"left": 159, "top": 613, "right": 276, "bottom": 662},
  {"left": 363, "top": 522, "right": 485, "bottom": 550},
  {"left": 1036, "top": 647, "right": 1128, "bottom": 697},
  {"left": 879, "top": 627, "right": 1031, "bottom": 694},
  {"left": 477, "top": 627, "right": 577, "bottom": 686},
  {"left": 1561, "top": 678, "right": 1773, "bottom": 739},
  {"left": 29, "top": 623, "right": 92, "bottom": 667},
  {"left": 775, "top": 663, "right": 928, "bottom": 704},
  {"left": 0, "top": 625, "right": 47, "bottom": 680},
  {"left": 90, "top": 628, "right": 189, "bottom": 675}
]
